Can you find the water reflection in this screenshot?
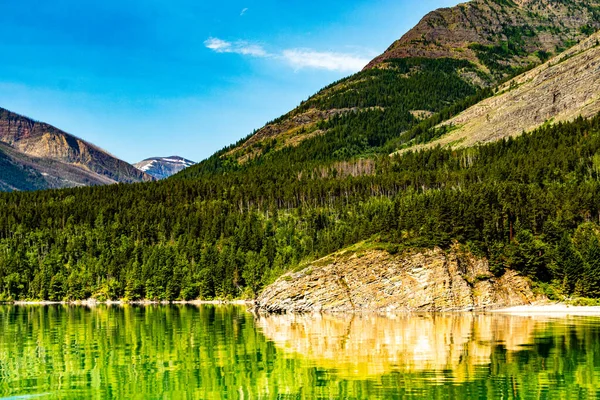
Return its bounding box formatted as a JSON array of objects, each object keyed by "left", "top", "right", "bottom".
[
  {"left": 257, "top": 312, "right": 600, "bottom": 384},
  {"left": 1, "top": 306, "right": 600, "bottom": 399}
]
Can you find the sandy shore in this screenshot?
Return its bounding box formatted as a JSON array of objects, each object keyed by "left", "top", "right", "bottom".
[{"left": 491, "top": 304, "right": 600, "bottom": 316}]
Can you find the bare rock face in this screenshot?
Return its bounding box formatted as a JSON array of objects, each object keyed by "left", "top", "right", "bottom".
[
  {"left": 365, "top": 0, "right": 600, "bottom": 73},
  {"left": 257, "top": 247, "right": 539, "bottom": 313}
]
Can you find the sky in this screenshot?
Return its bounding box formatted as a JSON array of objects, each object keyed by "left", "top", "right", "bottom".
[{"left": 0, "top": 0, "right": 461, "bottom": 164}]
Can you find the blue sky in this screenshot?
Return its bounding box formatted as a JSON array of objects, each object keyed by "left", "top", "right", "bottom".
[{"left": 0, "top": 0, "right": 460, "bottom": 163}]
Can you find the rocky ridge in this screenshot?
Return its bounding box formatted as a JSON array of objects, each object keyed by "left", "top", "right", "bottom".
[
  {"left": 257, "top": 245, "right": 540, "bottom": 313},
  {"left": 366, "top": 0, "right": 600, "bottom": 74},
  {"left": 0, "top": 142, "right": 117, "bottom": 191},
  {"left": 0, "top": 107, "right": 154, "bottom": 190}
]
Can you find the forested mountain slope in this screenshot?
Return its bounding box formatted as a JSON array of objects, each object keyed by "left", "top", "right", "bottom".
[
  {"left": 3, "top": 115, "right": 600, "bottom": 301},
  {"left": 179, "top": 0, "right": 600, "bottom": 177},
  {"left": 0, "top": 108, "right": 154, "bottom": 190}
]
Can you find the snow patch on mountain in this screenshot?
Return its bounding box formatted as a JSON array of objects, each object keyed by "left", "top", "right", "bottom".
[{"left": 134, "top": 156, "right": 195, "bottom": 179}]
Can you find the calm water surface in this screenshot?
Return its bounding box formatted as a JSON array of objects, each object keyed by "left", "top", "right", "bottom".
[{"left": 1, "top": 305, "right": 600, "bottom": 399}]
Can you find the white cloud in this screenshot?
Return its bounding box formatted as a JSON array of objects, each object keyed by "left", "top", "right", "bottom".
[
  {"left": 240, "top": 8, "right": 248, "bottom": 16},
  {"left": 204, "top": 37, "right": 268, "bottom": 57},
  {"left": 205, "top": 37, "right": 371, "bottom": 73},
  {"left": 204, "top": 38, "right": 232, "bottom": 53},
  {"left": 282, "top": 50, "right": 370, "bottom": 72},
  {"left": 236, "top": 43, "right": 268, "bottom": 57}
]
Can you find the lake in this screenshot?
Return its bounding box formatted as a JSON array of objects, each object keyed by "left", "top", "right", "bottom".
[{"left": 1, "top": 305, "right": 599, "bottom": 399}]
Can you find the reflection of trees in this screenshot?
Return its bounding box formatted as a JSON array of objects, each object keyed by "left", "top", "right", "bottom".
[{"left": 1, "top": 306, "right": 600, "bottom": 399}]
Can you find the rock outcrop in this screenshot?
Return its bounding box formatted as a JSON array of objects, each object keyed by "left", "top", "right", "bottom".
[
  {"left": 0, "top": 141, "right": 117, "bottom": 191},
  {"left": 257, "top": 246, "right": 540, "bottom": 313}
]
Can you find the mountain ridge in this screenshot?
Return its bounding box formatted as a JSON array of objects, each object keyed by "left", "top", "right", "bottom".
[
  {"left": 180, "top": 0, "right": 600, "bottom": 177},
  {"left": 365, "top": 0, "right": 600, "bottom": 75},
  {"left": 0, "top": 107, "right": 155, "bottom": 190},
  {"left": 397, "top": 30, "right": 600, "bottom": 153}
]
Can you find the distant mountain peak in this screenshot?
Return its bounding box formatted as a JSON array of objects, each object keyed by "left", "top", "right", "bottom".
[{"left": 134, "top": 156, "right": 195, "bottom": 179}]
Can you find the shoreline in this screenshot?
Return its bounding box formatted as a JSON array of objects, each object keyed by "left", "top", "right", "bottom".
[
  {"left": 490, "top": 304, "right": 600, "bottom": 316},
  {"left": 8, "top": 301, "right": 600, "bottom": 316},
  {"left": 11, "top": 299, "right": 255, "bottom": 306}
]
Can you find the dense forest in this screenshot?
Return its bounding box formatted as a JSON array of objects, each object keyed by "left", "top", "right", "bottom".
[{"left": 2, "top": 113, "right": 600, "bottom": 301}]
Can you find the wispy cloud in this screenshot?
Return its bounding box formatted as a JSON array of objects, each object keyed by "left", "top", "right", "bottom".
[
  {"left": 282, "top": 50, "right": 370, "bottom": 72},
  {"left": 205, "top": 37, "right": 371, "bottom": 73},
  {"left": 240, "top": 8, "right": 248, "bottom": 16},
  {"left": 204, "top": 37, "right": 267, "bottom": 57},
  {"left": 204, "top": 38, "right": 232, "bottom": 53}
]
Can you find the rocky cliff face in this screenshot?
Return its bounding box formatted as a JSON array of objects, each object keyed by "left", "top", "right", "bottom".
[
  {"left": 0, "top": 107, "right": 154, "bottom": 190},
  {"left": 366, "top": 0, "right": 600, "bottom": 75},
  {"left": 0, "top": 141, "right": 119, "bottom": 191},
  {"left": 257, "top": 246, "right": 540, "bottom": 313}
]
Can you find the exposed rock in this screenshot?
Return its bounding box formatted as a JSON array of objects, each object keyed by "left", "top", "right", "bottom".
[
  {"left": 257, "top": 246, "right": 540, "bottom": 313},
  {"left": 0, "top": 141, "right": 117, "bottom": 191},
  {"left": 405, "top": 31, "right": 600, "bottom": 152}
]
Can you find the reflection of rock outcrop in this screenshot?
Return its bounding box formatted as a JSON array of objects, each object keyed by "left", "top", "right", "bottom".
[
  {"left": 257, "top": 313, "right": 544, "bottom": 381},
  {"left": 258, "top": 247, "right": 539, "bottom": 313}
]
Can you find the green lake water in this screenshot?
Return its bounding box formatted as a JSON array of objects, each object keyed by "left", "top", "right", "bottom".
[{"left": 1, "top": 306, "right": 600, "bottom": 399}]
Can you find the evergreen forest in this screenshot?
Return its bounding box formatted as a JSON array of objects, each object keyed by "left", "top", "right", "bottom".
[{"left": 3, "top": 110, "right": 600, "bottom": 301}]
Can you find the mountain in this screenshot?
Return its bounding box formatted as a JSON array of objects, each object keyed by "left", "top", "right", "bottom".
[
  {"left": 400, "top": 30, "right": 600, "bottom": 153},
  {"left": 365, "top": 0, "right": 600, "bottom": 76},
  {"left": 0, "top": 107, "right": 154, "bottom": 191},
  {"left": 134, "top": 156, "right": 195, "bottom": 180},
  {"left": 4, "top": 0, "right": 600, "bottom": 305},
  {"left": 179, "top": 0, "right": 600, "bottom": 177},
  {"left": 0, "top": 141, "right": 117, "bottom": 191}
]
